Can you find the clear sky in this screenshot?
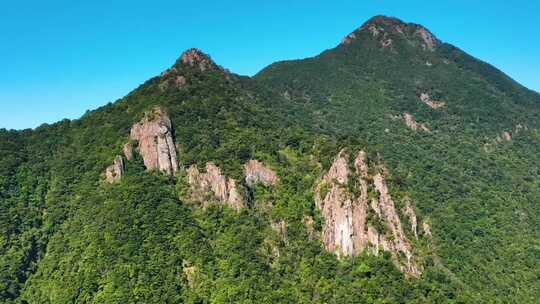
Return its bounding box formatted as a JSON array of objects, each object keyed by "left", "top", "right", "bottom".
[{"left": 1, "top": 0, "right": 539, "bottom": 130}]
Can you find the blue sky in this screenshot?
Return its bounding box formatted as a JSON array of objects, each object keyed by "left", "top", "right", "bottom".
[{"left": 1, "top": 0, "right": 539, "bottom": 130}]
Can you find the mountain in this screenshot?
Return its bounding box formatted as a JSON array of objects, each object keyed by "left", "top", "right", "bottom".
[{"left": 1, "top": 15, "right": 539, "bottom": 303}]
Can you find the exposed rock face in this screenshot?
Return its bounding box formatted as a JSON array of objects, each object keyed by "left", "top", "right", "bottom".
[
  {"left": 381, "top": 35, "right": 393, "bottom": 49},
  {"left": 123, "top": 143, "right": 133, "bottom": 161},
  {"left": 244, "top": 160, "right": 279, "bottom": 187},
  {"left": 159, "top": 67, "right": 187, "bottom": 91},
  {"left": 282, "top": 90, "right": 292, "bottom": 101},
  {"left": 515, "top": 123, "right": 527, "bottom": 132},
  {"left": 174, "top": 75, "right": 186, "bottom": 89},
  {"left": 371, "top": 173, "right": 418, "bottom": 274},
  {"left": 403, "top": 112, "right": 430, "bottom": 132},
  {"left": 341, "top": 15, "right": 440, "bottom": 52},
  {"left": 130, "top": 107, "right": 178, "bottom": 175},
  {"left": 485, "top": 124, "right": 531, "bottom": 152},
  {"left": 489, "top": 124, "right": 529, "bottom": 147},
  {"left": 271, "top": 220, "right": 287, "bottom": 242},
  {"left": 315, "top": 150, "right": 371, "bottom": 257},
  {"left": 414, "top": 26, "right": 440, "bottom": 51},
  {"left": 402, "top": 199, "right": 418, "bottom": 239},
  {"left": 180, "top": 48, "right": 214, "bottom": 72},
  {"left": 341, "top": 32, "right": 357, "bottom": 45},
  {"left": 367, "top": 24, "right": 382, "bottom": 37},
  {"left": 420, "top": 92, "right": 445, "bottom": 109},
  {"left": 160, "top": 67, "right": 178, "bottom": 78},
  {"left": 186, "top": 162, "right": 244, "bottom": 211},
  {"left": 303, "top": 215, "right": 316, "bottom": 240},
  {"left": 501, "top": 131, "right": 512, "bottom": 141},
  {"left": 226, "top": 178, "right": 244, "bottom": 210},
  {"left": 182, "top": 261, "right": 198, "bottom": 288},
  {"left": 105, "top": 155, "right": 124, "bottom": 184},
  {"left": 315, "top": 149, "right": 421, "bottom": 276},
  {"left": 499, "top": 124, "right": 529, "bottom": 142},
  {"left": 422, "top": 221, "right": 432, "bottom": 239},
  {"left": 340, "top": 16, "right": 402, "bottom": 47},
  {"left": 158, "top": 48, "right": 219, "bottom": 90},
  {"left": 161, "top": 68, "right": 184, "bottom": 89}
]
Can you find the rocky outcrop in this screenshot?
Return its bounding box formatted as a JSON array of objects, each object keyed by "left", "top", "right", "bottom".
[
  {"left": 420, "top": 92, "right": 445, "bottom": 109},
  {"left": 186, "top": 162, "right": 244, "bottom": 211},
  {"left": 367, "top": 24, "right": 383, "bottom": 37},
  {"left": 501, "top": 131, "right": 512, "bottom": 141},
  {"left": 315, "top": 150, "right": 368, "bottom": 257},
  {"left": 341, "top": 32, "right": 357, "bottom": 45},
  {"left": 422, "top": 220, "right": 432, "bottom": 239},
  {"left": 180, "top": 48, "right": 215, "bottom": 72},
  {"left": 341, "top": 15, "right": 440, "bottom": 52},
  {"left": 402, "top": 199, "right": 418, "bottom": 238},
  {"left": 159, "top": 66, "right": 187, "bottom": 91},
  {"left": 486, "top": 124, "right": 530, "bottom": 151},
  {"left": 244, "top": 160, "right": 279, "bottom": 187},
  {"left": 403, "top": 113, "right": 430, "bottom": 132},
  {"left": 130, "top": 107, "right": 178, "bottom": 175},
  {"left": 303, "top": 215, "right": 316, "bottom": 240},
  {"left": 371, "top": 173, "right": 418, "bottom": 274},
  {"left": 174, "top": 75, "right": 186, "bottom": 88},
  {"left": 182, "top": 261, "right": 198, "bottom": 288},
  {"left": 160, "top": 67, "right": 178, "bottom": 78},
  {"left": 315, "top": 149, "right": 421, "bottom": 276},
  {"left": 158, "top": 48, "right": 218, "bottom": 91},
  {"left": 123, "top": 143, "right": 133, "bottom": 161},
  {"left": 497, "top": 124, "right": 528, "bottom": 142},
  {"left": 316, "top": 150, "right": 359, "bottom": 255},
  {"left": 271, "top": 220, "right": 287, "bottom": 243},
  {"left": 515, "top": 123, "right": 528, "bottom": 133},
  {"left": 105, "top": 155, "right": 124, "bottom": 184},
  {"left": 414, "top": 26, "right": 440, "bottom": 51}
]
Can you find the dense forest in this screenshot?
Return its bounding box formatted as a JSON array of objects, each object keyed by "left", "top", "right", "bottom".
[{"left": 1, "top": 16, "right": 539, "bottom": 303}]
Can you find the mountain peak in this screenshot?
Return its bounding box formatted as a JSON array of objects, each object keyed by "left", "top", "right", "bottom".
[
  {"left": 341, "top": 15, "right": 441, "bottom": 51},
  {"left": 176, "top": 48, "right": 216, "bottom": 72},
  {"left": 363, "top": 15, "right": 406, "bottom": 27}
]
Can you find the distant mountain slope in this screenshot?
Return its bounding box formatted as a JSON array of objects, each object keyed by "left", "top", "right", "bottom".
[{"left": 0, "top": 16, "right": 539, "bottom": 304}]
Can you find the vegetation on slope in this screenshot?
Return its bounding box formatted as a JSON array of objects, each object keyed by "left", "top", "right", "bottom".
[{"left": 1, "top": 15, "right": 539, "bottom": 303}]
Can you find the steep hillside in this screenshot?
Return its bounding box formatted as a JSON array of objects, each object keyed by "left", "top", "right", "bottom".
[
  {"left": 1, "top": 16, "right": 539, "bottom": 304},
  {"left": 255, "top": 15, "right": 540, "bottom": 302}
]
